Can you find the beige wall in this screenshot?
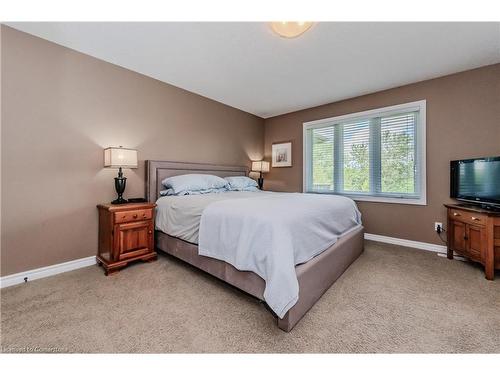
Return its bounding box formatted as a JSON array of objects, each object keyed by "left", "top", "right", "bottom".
[
  {"left": 1, "top": 26, "right": 264, "bottom": 276},
  {"left": 2, "top": 25, "right": 499, "bottom": 276},
  {"left": 264, "top": 63, "right": 500, "bottom": 245}
]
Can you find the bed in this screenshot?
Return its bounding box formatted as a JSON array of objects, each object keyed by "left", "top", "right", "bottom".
[{"left": 146, "top": 160, "right": 364, "bottom": 331}]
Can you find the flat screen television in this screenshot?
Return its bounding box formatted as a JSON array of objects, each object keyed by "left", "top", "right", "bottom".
[{"left": 450, "top": 156, "right": 500, "bottom": 209}]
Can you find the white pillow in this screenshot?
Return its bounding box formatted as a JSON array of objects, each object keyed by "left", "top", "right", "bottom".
[
  {"left": 224, "top": 176, "right": 259, "bottom": 191},
  {"left": 161, "top": 174, "right": 229, "bottom": 195}
]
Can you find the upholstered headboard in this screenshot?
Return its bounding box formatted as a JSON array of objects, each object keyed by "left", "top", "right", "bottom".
[{"left": 145, "top": 160, "right": 249, "bottom": 202}]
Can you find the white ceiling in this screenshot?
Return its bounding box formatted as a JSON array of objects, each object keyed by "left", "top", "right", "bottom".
[{"left": 6, "top": 22, "right": 500, "bottom": 118}]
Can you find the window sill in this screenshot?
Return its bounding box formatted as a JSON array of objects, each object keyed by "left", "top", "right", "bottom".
[{"left": 306, "top": 191, "right": 427, "bottom": 206}]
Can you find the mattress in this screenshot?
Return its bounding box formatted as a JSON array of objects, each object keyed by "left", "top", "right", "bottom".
[{"left": 155, "top": 190, "right": 273, "bottom": 243}]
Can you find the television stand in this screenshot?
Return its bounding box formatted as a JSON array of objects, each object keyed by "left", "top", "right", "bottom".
[{"left": 445, "top": 204, "right": 500, "bottom": 280}]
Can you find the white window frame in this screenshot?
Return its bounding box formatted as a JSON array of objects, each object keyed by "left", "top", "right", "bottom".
[{"left": 303, "top": 100, "right": 426, "bottom": 205}]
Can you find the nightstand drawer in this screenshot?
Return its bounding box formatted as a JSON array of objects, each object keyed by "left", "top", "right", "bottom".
[{"left": 114, "top": 209, "right": 153, "bottom": 224}]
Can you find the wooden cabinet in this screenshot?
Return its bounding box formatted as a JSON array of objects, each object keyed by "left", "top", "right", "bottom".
[
  {"left": 449, "top": 220, "right": 467, "bottom": 254},
  {"left": 445, "top": 204, "right": 500, "bottom": 280},
  {"left": 467, "top": 224, "right": 486, "bottom": 261},
  {"left": 97, "top": 202, "right": 157, "bottom": 275}
]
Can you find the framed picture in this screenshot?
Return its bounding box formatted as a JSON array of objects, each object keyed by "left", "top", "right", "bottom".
[{"left": 272, "top": 141, "right": 292, "bottom": 167}]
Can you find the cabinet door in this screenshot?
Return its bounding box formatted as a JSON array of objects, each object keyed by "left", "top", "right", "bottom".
[
  {"left": 115, "top": 221, "right": 153, "bottom": 261},
  {"left": 466, "top": 224, "right": 486, "bottom": 262},
  {"left": 449, "top": 220, "right": 466, "bottom": 254}
]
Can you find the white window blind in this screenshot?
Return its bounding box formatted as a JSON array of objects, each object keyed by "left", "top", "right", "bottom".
[
  {"left": 304, "top": 101, "right": 426, "bottom": 205},
  {"left": 343, "top": 120, "right": 370, "bottom": 193},
  {"left": 380, "top": 113, "right": 417, "bottom": 196},
  {"left": 311, "top": 127, "right": 334, "bottom": 191}
]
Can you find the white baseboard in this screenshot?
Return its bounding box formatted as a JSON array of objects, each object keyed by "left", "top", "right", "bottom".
[
  {"left": 0, "top": 234, "right": 451, "bottom": 288},
  {"left": 364, "top": 233, "right": 448, "bottom": 253},
  {"left": 1, "top": 256, "right": 96, "bottom": 288}
]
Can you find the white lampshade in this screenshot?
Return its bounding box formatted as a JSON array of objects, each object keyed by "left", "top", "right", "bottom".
[
  {"left": 104, "top": 147, "right": 138, "bottom": 168},
  {"left": 251, "top": 161, "right": 270, "bottom": 173}
]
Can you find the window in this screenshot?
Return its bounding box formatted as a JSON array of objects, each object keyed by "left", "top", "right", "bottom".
[{"left": 303, "top": 100, "right": 426, "bottom": 205}]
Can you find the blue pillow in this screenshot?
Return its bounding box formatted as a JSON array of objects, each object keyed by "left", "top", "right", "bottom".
[
  {"left": 160, "top": 187, "right": 228, "bottom": 196},
  {"left": 224, "top": 176, "right": 259, "bottom": 191},
  {"left": 161, "top": 174, "right": 229, "bottom": 195}
]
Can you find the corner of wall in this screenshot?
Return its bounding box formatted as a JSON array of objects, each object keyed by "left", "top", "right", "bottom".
[{"left": 0, "top": 24, "right": 3, "bottom": 275}]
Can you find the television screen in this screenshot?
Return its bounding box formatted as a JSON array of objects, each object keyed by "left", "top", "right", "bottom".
[{"left": 451, "top": 157, "right": 500, "bottom": 206}]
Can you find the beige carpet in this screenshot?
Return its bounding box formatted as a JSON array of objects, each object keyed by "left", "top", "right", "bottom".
[{"left": 1, "top": 241, "right": 499, "bottom": 353}]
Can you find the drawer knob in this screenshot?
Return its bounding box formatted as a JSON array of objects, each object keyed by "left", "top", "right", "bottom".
[
  {"left": 148, "top": 230, "right": 152, "bottom": 234},
  {"left": 453, "top": 212, "right": 461, "bottom": 216},
  {"left": 143, "top": 214, "right": 147, "bottom": 218},
  {"left": 471, "top": 216, "right": 480, "bottom": 221},
  {"left": 133, "top": 214, "right": 138, "bottom": 218}
]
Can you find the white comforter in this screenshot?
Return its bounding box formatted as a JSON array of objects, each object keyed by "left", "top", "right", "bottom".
[
  {"left": 156, "top": 191, "right": 272, "bottom": 244},
  {"left": 198, "top": 192, "right": 362, "bottom": 318}
]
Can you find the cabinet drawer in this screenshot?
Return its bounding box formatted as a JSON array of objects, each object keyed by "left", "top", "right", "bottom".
[
  {"left": 114, "top": 209, "right": 153, "bottom": 224},
  {"left": 448, "top": 210, "right": 487, "bottom": 226}
]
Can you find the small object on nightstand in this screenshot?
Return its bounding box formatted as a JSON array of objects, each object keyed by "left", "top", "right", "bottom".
[
  {"left": 97, "top": 202, "right": 157, "bottom": 275},
  {"left": 128, "top": 197, "right": 148, "bottom": 203}
]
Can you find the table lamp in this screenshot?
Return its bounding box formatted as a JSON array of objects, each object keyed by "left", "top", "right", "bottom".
[
  {"left": 104, "top": 146, "right": 138, "bottom": 204},
  {"left": 251, "top": 160, "right": 270, "bottom": 190}
]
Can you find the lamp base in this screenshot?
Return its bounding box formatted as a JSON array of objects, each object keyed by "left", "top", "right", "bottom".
[
  {"left": 112, "top": 169, "right": 128, "bottom": 204},
  {"left": 111, "top": 197, "right": 128, "bottom": 205},
  {"left": 258, "top": 177, "right": 264, "bottom": 190}
]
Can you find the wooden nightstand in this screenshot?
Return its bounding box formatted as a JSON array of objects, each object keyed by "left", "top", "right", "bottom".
[{"left": 97, "top": 202, "right": 157, "bottom": 275}]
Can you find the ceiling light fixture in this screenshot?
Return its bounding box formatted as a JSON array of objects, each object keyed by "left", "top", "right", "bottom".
[{"left": 270, "top": 22, "right": 313, "bottom": 38}]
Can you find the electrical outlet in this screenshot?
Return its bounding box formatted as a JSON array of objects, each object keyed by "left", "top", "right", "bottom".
[{"left": 435, "top": 222, "right": 443, "bottom": 232}]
